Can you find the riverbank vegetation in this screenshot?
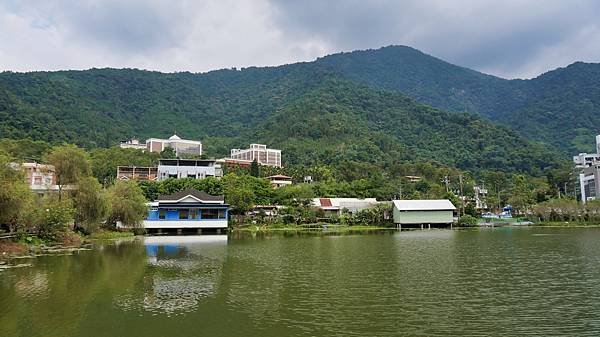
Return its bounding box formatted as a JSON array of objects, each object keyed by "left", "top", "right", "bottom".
[
  {"left": 0, "top": 145, "right": 147, "bottom": 255},
  {"left": 0, "top": 136, "right": 585, "bottom": 258}
]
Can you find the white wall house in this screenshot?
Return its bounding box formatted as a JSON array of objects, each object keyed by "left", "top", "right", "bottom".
[
  {"left": 157, "top": 159, "right": 222, "bottom": 181},
  {"left": 312, "top": 198, "right": 379, "bottom": 217}
]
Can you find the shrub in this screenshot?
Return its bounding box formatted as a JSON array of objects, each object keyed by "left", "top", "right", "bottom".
[{"left": 458, "top": 214, "right": 478, "bottom": 227}]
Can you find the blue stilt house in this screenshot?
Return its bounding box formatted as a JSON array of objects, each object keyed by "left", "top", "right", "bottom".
[{"left": 143, "top": 189, "right": 229, "bottom": 230}]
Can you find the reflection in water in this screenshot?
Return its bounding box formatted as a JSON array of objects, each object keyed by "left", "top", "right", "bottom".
[
  {"left": 115, "top": 235, "right": 228, "bottom": 315},
  {"left": 3, "top": 229, "right": 600, "bottom": 337}
]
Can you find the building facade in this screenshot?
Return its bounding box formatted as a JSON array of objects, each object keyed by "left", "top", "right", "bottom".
[
  {"left": 230, "top": 144, "right": 282, "bottom": 167},
  {"left": 574, "top": 135, "right": 600, "bottom": 202},
  {"left": 140, "top": 189, "right": 229, "bottom": 231},
  {"left": 157, "top": 159, "right": 222, "bottom": 181},
  {"left": 267, "top": 175, "right": 293, "bottom": 188},
  {"left": 573, "top": 135, "right": 600, "bottom": 168},
  {"left": 146, "top": 134, "right": 202, "bottom": 157},
  {"left": 473, "top": 185, "right": 488, "bottom": 210},
  {"left": 312, "top": 198, "right": 379, "bottom": 217},
  {"left": 119, "top": 138, "right": 147, "bottom": 150},
  {"left": 579, "top": 165, "right": 600, "bottom": 202},
  {"left": 117, "top": 166, "right": 158, "bottom": 181},
  {"left": 19, "top": 162, "right": 59, "bottom": 193},
  {"left": 392, "top": 200, "right": 456, "bottom": 225}
]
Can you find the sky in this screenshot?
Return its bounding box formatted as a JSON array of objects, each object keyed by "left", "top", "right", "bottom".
[{"left": 1, "top": 0, "right": 599, "bottom": 79}]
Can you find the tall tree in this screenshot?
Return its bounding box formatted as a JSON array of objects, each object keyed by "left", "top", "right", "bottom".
[
  {"left": 107, "top": 181, "right": 148, "bottom": 229},
  {"left": 0, "top": 153, "right": 33, "bottom": 232},
  {"left": 508, "top": 175, "right": 534, "bottom": 217},
  {"left": 250, "top": 159, "right": 260, "bottom": 177},
  {"left": 74, "top": 177, "right": 109, "bottom": 234},
  {"left": 43, "top": 145, "right": 91, "bottom": 200}
]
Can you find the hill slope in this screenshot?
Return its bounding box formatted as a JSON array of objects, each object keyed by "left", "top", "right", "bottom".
[
  {"left": 314, "top": 46, "right": 600, "bottom": 154},
  {"left": 0, "top": 67, "right": 558, "bottom": 176}
]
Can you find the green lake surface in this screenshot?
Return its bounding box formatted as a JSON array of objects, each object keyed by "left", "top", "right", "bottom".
[{"left": 2, "top": 227, "right": 600, "bottom": 337}]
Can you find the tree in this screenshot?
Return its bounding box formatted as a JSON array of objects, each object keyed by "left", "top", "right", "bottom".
[
  {"left": 160, "top": 147, "right": 176, "bottom": 159},
  {"left": 36, "top": 197, "right": 76, "bottom": 241},
  {"left": 0, "top": 154, "right": 34, "bottom": 232},
  {"left": 43, "top": 145, "right": 91, "bottom": 200},
  {"left": 74, "top": 177, "right": 109, "bottom": 234},
  {"left": 508, "top": 175, "right": 534, "bottom": 217},
  {"left": 107, "top": 181, "right": 148, "bottom": 229},
  {"left": 250, "top": 159, "right": 260, "bottom": 177}
]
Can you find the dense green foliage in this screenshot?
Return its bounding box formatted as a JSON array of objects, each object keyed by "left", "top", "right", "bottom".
[
  {"left": 315, "top": 46, "right": 600, "bottom": 154},
  {"left": 1, "top": 45, "right": 589, "bottom": 175}
]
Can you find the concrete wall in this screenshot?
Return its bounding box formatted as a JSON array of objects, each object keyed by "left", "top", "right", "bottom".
[{"left": 393, "top": 208, "right": 454, "bottom": 224}]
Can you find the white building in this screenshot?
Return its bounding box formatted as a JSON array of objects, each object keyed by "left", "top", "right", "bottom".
[
  {"left": 146, "top": 134, "right": 202, "bottom": 157},
  {"left": 573, "top": 135, "right": 600, "bottom": 168},
  {"left": 473, "top": 186, "right": 488, "bottom": 210},
  {"left": 574, "top": 135, "right": 600, "bottom": 202},
  {"left": 579, "top": 165, "right": 600, "bottom": 203},
  {"left": 267, "top": 175, "right": 293, "bottom": 188},
  {"left": 119, "top": 138, "right": 147, "bottom": 150},
  {"left": 157, "top": 159, "right": 222, "bottom": 181},
  {"left": 312, "top": 198, "right": 379, "bottom": 217},
  {"left": 230, "top": 144, "right": 282, "bottom": 167},
  {"left": 19, "top": 162, "right": 60, "bottom": 193}
]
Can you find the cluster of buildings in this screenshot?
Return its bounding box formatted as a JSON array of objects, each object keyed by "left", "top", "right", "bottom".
[
  {"left": 118, "top": 134, "right": 283, "bottom": 184},
  {"left": 120, "top": 135, "right": 203, "bottom": 157},
  {"left": 120, "top": 135, "right": 282, "bottom": 168},
  {"left": 135, "top": 187, "right": 458, "bottom": 233},
  {"left": 574, "top": 135, "right": 600, "bottom": 202}
]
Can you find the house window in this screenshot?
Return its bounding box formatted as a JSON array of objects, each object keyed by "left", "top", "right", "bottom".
[
  {"left": 159, "top": 209, "right": 166, "bottom": 220},
  {"left": 190, "top": 209, "right": 198, "bottom": 219},
  {"left": 202, "top": 209, "right": 218, "bottom": 219},
  {"left": 218, "top": 209, "right": 226, "bottom": 219},
  {"left": 179, "top": 209, "right": 189, "bottom": 219}
]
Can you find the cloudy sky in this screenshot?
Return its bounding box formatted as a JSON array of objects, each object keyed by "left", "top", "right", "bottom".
[{"left": 1, "top": 0, "right": 599, "bottom": 79}]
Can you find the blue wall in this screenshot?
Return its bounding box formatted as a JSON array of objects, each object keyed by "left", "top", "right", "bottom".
[{"left": 147, "top": 208, "right": 228, "bottom": 221}]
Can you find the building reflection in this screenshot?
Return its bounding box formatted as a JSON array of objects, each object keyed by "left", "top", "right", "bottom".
[{"left": 115, "top": 235, "right": 228, "bottom": 315}]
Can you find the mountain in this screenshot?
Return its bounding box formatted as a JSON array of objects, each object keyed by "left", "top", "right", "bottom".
[
  {"left": 313, "top": 46, "right": 600, "bottom": 154},
  {"left": 0, "top": 65, "right": 558, "bottom": 177}
]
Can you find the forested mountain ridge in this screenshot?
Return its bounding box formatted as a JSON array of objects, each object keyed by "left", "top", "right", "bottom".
[
  {"left": 0, "top": 64, "right": 560, "bottom": 177},
  {"left": 2, "top": 44, "right": 599, "bottom": 156},
  {"left": 313, "top": 46, "right": 600, "bottom": 153}
]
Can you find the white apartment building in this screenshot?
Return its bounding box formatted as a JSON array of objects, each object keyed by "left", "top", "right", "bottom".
[
  {"left": 230, "top": 144, "right": 282, "bottom": 167},
  {"left": 573, "top": 135, "right": 600, "bottom": 168},
  {"left": 574, "top": 135, "right": 600, "bottom": 203},
  {"left": 157, "top": 159, "right": 222, "bottom": 181},
  {"left": 146, "top": 134, "right": 203, "bottom": 157}
]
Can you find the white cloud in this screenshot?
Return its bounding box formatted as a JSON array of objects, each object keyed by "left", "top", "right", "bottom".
[{"left": 0, "top": 0, "right": 599, "bottom": 78}]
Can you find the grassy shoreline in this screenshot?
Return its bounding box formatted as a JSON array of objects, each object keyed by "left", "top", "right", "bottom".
[
  {"left": 232, "top": 224, "right": 395, "bottom": 233},
  {"left": 532, "top": 222, "right": 600, "bottom": 227}
]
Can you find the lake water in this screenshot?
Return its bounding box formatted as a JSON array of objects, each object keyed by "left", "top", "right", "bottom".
[{"left": 2, "top": 227, "right": 600, "bottom": 337}]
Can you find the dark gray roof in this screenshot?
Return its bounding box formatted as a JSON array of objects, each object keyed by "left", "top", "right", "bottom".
[{"left": 157, "top": 189, "right": 224, "bottom": 202}]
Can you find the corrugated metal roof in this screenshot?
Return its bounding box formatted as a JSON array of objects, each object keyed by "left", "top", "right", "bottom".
[
  {"left": 392, "top": 199, "right": 456, "bottom": 211},
  {"left": 320, "top": 198, "right": 332, "bottom": 207}
]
